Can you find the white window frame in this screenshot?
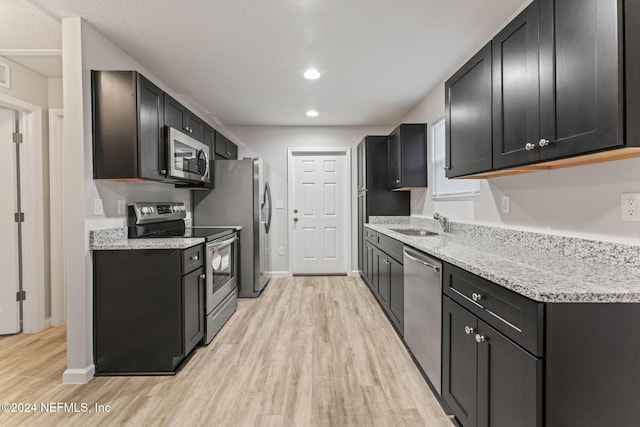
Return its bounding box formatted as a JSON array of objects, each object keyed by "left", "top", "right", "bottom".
[{"left": 430, "top": 117, "right": 480, "bottom": 200}]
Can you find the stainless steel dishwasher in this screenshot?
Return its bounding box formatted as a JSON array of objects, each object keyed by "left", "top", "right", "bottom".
[{"left": 403, "top": 246, "right": 442, "bottom": 394}]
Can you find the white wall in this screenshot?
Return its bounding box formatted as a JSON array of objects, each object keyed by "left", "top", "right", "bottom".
[
  {"left": 229, "top": 126, "right": 391, "bottom": 274},
  {"left": 402, "top": 39, "right": 640, "bottom": 245},
  {"left": 62, "top": 17, "right": 253, "bottom": 383}
]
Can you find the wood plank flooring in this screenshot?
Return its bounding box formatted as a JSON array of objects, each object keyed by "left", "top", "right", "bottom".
[{"left": 0, "top": 276, "right": 453, "bottom": 426}]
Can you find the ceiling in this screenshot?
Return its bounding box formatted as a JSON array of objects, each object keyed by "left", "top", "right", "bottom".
[{"left": 7, "top": 0, "right": 529, "bottom": 126}]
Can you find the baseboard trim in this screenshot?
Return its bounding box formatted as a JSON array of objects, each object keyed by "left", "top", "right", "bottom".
[{"left": 63, "top": 364, "right": 95, "bottom": 384}]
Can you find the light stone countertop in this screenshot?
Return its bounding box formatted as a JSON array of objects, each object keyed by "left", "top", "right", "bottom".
[
  {"left": 90, "top": 227, "right": 205, "bottom": 250},
  {"left": 366, "top": 223, "right": 640, "bottom": 303}
]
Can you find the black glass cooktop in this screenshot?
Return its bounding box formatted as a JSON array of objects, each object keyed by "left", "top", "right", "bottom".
[{"left": 136, "top": 226, "right": 235, "bottom": 241}]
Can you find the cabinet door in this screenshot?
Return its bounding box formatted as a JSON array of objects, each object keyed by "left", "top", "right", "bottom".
[
  {"left": 477, "top": 321, "right": 542, "bottom": 427},
  {"left": 387, "top": 256, "right": 403, "bottom": 334},
  {"left": 183, "top": 267, "right": 205, "bottom": 356},
  {"left": 492, "top": 3, "right": 541, "bottom": 169},
  {"left": 215, "top": 132, "right": 230, "bottom": 158},
  {"left": 387, "top": 128, "right": 402, "bottom": 188},
  {"left": 186, "top": 113, "right": 205, "bottom": 143},
  {"left": 227, "top": 141, "right": 238, "bottom": 160},
  {"left": 366, "top": 241, "right": 375, "bottom": 290},
  {"left": 445, "top": 42, "right": 493, "bottom": 178},
  {"left": 377, "top": 251, "right": 390, "bottom": 307},
  {"left": 443, "top": 297, "right": 478, "bottom": 427},
  {"left": 137, "top": 75, "right": 166, "bottom": 180},
  {"left": 539, "top": 0, "right": 623, "bottom": 159},
  {"left": 164, "top": 94, "right": 186, "bottom": 131}
]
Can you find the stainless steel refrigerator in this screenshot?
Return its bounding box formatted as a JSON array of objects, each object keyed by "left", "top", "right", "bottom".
[{"left": 194, "top": 158, "right": 272, "bottom": 298}]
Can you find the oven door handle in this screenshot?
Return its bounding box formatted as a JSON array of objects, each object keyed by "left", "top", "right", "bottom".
[{"left": 207, "top": 235, "right": 237, "bottom": 250}]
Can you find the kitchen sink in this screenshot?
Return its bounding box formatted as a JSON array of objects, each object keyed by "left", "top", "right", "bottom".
[{"left": 390, "top": 228, "right": 439, "bottom": 237}]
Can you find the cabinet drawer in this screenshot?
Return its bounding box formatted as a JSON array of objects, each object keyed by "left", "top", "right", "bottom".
[
  {"left": 182, "top": 244, "right": 204, "bottom": 274},
  {"left": 365, "top": 228, "right": 378, "bottom": 243},
  {"left": 378, "top": 234, "right": 403, "bottom": 263},
  {"left": 443, "top": 262, "right": 544, "bottom": 356}
]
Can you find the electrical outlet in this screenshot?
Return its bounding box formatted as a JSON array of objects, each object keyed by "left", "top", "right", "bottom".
[
  {"left": 278, "top": 247, "right": 285, "bottom": 256},
  {"left": 501, "top": 196, "right": 511, "bottom": 214},
  {"left": 622, "top": 193, "right": 640, "bottom": 221},
  {"left": 117, "top": 200, "right": 126, "bottom": 215},
  {"left": 275, "top": 200, "right": 284, "bottom": 209},
  {"left": 94, "top": 198, "right": 104, "bottom": 216}
]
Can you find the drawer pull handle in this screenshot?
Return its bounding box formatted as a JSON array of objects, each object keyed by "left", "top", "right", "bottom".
[
  {"left": 189, "top": 254, "right": 199, "bottom": 261},
  {"left": 475, "top": 334, "right": 485, "bottom": 343},
  {"left": 464, "top": 326, "right": 474, "bottom": 335},
  {"left": 472, "top": 292, "right": 483, "bottom": 302}
]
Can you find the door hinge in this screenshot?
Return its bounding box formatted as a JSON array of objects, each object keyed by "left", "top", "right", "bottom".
[
  {"left": 12, "top": 132, "right": 23, "bottom": 144},
  {"left": 16, "top": 290, "right": 26, "bottom": 302},
  {"left": 14, "top": 212, "right": 24, "bottom": 223}
]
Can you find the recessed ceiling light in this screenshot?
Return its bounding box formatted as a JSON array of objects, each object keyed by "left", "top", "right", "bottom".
[
  {"left": 306, "top": 110, "right": 319, "bottom": 117},
  {"left": 303, "top": 69, "right": 321, "bottom": 80}
]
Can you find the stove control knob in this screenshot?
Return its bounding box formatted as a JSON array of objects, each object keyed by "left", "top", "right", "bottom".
[
  {"left": 181, "top": 206, "right": 186, "bottom": 212},
  {"left": 141, "top": 207, "right": 150, "bottom": 214}
]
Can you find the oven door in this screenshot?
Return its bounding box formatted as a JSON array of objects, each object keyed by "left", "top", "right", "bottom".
[
  {"left": 206, "top": 234, "right": 238, "bottom": 313},
  {"left": 167, "top": 127, "right": 210, "bottom": 183}
]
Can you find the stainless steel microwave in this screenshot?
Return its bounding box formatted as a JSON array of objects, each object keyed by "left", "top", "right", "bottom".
[{"left": 166, "top": 127, "right": 210, "bottom": 184}]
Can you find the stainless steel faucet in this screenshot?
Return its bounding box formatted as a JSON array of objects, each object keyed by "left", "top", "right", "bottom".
[{"left": 433, "top": 213, "right": 449, "bottom": 233}]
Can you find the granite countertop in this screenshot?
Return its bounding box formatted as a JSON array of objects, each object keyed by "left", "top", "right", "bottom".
[
  {"left": 90, "top": 227, "right": 205, "bottom": 250},
  {"left": 366, "top": 223, "right": 640, "bottom": 303}
]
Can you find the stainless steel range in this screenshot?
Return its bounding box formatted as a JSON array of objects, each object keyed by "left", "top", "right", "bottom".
[{"left": 128, "top": 202, "right": 239, "bottom": 344}]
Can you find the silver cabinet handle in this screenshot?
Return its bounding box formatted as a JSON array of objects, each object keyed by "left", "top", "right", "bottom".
[
  {"left": 525, "top": 142, "right": 536, "bottom": 151},
  {"left": 161, "top": 169, "right": 167, "bottom": 175},
  {"left": 472, "top": 292, "right": 483, "bottom": 302},
  {"left": 464, "top": 326, "right": 474, "bottom": 335},
  {"left": 444, "top": 166, "right": 451, "bottom": 170},
  {"left": 539, "top": 138, "right": 550, "bottom": 147},
  {"left": 199, "top": 274, "right": 205, "bottom": 280},
  {"left": 395, "top": 179, "right": 400, "bottom": 183},
  {"left": 475, "top": 334, "right": 485, "bottom": 343},
  {"left": 189, "top": 254, "right": 199, "bottom": 261}
]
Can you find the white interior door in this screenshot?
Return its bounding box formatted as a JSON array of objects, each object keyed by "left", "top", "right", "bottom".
[
  {"left": 0, "top": 108, "right": 21, "bottom": 334},
  {"left": 291, "top": 152, "right": 348, "bottom": 275}
]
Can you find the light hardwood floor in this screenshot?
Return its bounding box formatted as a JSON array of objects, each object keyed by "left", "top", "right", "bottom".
[{"left": 0, "top": 276, "right": 453, "bottom": 426}]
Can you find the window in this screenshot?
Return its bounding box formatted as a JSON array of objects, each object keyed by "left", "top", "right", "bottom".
[{"left": 430, "top": 117, "right": 480, "bottom": 200}]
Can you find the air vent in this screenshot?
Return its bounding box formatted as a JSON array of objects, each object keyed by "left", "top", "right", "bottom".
[{"left": 0, "top": 61, "right": 9, "bottom": 89}]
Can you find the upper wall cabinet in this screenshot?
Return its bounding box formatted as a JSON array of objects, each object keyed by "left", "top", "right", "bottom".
[
  {"left": 492, "top": 3, "right": 540, "bottom": 169},
  {"left": 92, "top": 70, "right": 169, "bottom": 182},
  {"left": 447, "top": 0, "right": 640, "bottom": 179},
  {"left": 215, "top": 132, "right": 238, "bottom": 160},
  {"left": 164, "top": 94, "right": 206, "bottom": 143},
  {"left": 387, "top": 123, "right": 428, "bottom": 190},
  {"left": 445, "top": 44, "right": 493, "bottom": 178}
]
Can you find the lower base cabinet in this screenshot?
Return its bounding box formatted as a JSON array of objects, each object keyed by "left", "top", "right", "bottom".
[
  {"left": 443, "top": 296, "right": 542, "bottom": 427},
  {"left": 363, "top": 230, "right": 403, "bottom": 335},
  {"left": 93, "top": 245, "right": 205, "bottom": 375}
]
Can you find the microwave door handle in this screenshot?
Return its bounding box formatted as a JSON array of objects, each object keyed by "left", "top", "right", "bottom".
[{"left": 203, "top": 149, "right": 210, "bottom": 181}]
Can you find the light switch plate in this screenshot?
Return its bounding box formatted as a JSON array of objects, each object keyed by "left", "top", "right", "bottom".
[
  {"left": 501, "top": 196, "right": 511, "bottom": 214},
  {"left": 621, "top": 193, "right": 640, "bottom": 221},
  {"left": 278, "top": 247, "right": 285, "bottom": 256}
]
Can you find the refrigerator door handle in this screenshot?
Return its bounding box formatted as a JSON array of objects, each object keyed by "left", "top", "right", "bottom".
[{"left": 265, "top": 181, "right": 272, "bottom": 234}]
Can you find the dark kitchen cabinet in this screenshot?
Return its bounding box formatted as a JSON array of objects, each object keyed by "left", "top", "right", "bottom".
[
  {"left": 92, "top": 70, "right": 168, "bottom": 182},
  {"left": 164, "top": 94, "right": 205, "bottom": 143},
  {"left": 445, "top": 43, "right": 493, "bottom": 178},
  {"left": 492, "top": 3, "right": 541, "bottom": 169},
  {"left": 215, "top": 132, "right": 238, "bottom": 160},
  {"left": 387, "top": 124, "right": 428, "bottom": 190},
  {"left": 93, "top": 244, "right": 205, "bottom": 375},
  {"left": 447, "top": 0, "right": 640, "bottom": 178},
  {"left": 357, "top": 136, "right": 410, "bottom": 280},
  {"left": 363, "top": 228, "right": 404, "bottom": 335},
  {"left": 538, "top": 0, "right": 623, "bottom": 160},
  {"left": 443, "top": 296, "right": 542, "bottom": 427}
]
